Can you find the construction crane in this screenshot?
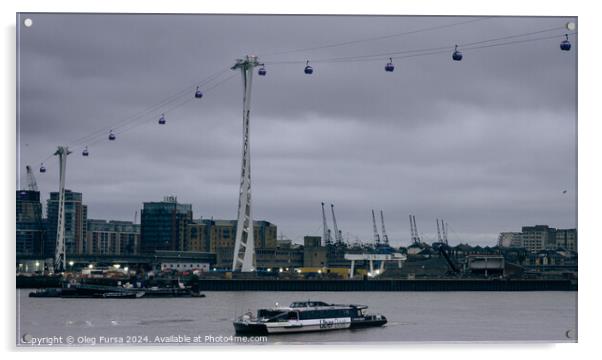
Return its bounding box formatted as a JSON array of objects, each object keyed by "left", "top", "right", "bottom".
[
  {"left": 409, "top": 214, "right": 421, "bottom": 244},
  {"left": 25, "top": 165, "right": 43, "bottom": 226},
  {"left": 371, "top": 209, "right": 381, "bottom": 246},
  {"left": 380, "top": 210, "right": 389, "bottom": 246},
  {"left": 321, "top": 202, "right": 332, "bottom": 246},
  {"left": 330, "top": 204, "right": 343, "bottom": 245},
  {"left": 25, "top": 165, "right": 39, "bottom": 191}
]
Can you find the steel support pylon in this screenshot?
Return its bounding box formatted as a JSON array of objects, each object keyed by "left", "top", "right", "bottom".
[
  {"left": 54, "top": 146, "right": 71, "bottom": 273},
  {"left": 231, "top": 55, "right": 262, "bottom": 272}
]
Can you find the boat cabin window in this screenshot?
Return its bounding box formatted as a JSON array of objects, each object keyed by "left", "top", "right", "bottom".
[
  {"left": 287, "top": 311, "right": 299, "bottom": 320},
  {"left": 298, "top": 309, "right": 353, "bottom": 320},
  {"left": 290, "top": 301, "right": 330, "bottom": 308},
  {"left": 257, "top": 310, "right": 294, "bottom": 322},
  {"left": 258, "top": 309, "right": 285, "bottom": 319}
]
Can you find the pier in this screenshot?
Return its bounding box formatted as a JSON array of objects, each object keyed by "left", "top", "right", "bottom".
[{"left": 195, "top": 279, "right": 576, "bottom": 292}]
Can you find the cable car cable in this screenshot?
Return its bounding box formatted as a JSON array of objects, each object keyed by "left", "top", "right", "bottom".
[
  {"left": 259, "top": 16, "right": 494, "bottom": 57},
  {"left": 263, "top": 26, "right": 570, "bottom": 65},
  {"left": 67, "top": 68, "right": 230, "bottom": 147}
]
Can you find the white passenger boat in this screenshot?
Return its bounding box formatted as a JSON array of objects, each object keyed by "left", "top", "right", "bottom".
[{"left": 233, "top": 300, "right": 387, "bottom": 335}]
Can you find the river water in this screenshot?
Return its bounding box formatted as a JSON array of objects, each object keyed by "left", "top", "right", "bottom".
[{"left": 16, "top": 290, "right": 577, "bottom": 346}]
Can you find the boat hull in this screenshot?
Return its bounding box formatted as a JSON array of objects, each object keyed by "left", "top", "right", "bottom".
[
  {"left": 28, "top": 285, "right": 204, "bottom": 298},
  {"left": 349, "top": 316, "right": 387, "bottom": 329},
  {"left": 234, "top": 316, "right": 386, "bottom": 335},
  {"left": 233, "top": 321, "right": 269, "bottom": 335}
]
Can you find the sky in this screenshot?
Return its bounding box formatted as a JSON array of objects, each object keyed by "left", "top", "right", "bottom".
[{"left": 16, "top": 14, "right": 577, "bottom": 247}]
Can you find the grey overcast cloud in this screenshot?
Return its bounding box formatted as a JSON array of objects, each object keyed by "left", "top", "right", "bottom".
[{"left": 16, "top": 14, "right": 577, "bottom": 246}]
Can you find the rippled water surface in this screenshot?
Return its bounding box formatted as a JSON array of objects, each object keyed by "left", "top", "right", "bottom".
[{"left": 16, "top": 290, "right": 577, "bottom": 346}]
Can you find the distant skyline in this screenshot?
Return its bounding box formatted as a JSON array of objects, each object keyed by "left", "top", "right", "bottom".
[{"left": 16, "top": 14, "right": 577, "bottom": 246}]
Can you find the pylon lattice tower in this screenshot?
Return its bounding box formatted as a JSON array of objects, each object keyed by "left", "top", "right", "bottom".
[
  {"left": 54, "top": 146, "right": 71, "bottom": 272},
  {"left": 231, "top": 55, "right": 262, "bottom": 272}
]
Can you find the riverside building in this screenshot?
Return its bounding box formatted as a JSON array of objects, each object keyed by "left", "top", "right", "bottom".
[
  {"left": 16, "top": 190, "right": 44, "bottom": 257},
  {"left": 86, "top": 219, "right": 140, "bottom": 256},
  {"left": 140, "top": 196, "right": 192, "bottom": 254},
  {"left": 46, "top": 190, "right": 87, "bottom": 256}
]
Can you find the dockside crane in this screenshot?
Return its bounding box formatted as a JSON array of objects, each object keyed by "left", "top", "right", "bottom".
[
  {"left": 436, "top": 218, "right": 443, "bottom": 243},
  {"left": 442, "top": 220, "right": 449, "bottom": 245},
  {"left": 371, "top": 209, "right": 381, "bottom": 246},
  {"left": 413, "top": 216, "right": 420, "bottom": 244},
  {"left": 331, "top": 204, "right": 343, "bottom": 245},
  {"left": 380, "top": 210, "right": 389, "bottom": 246},
  {"left": 409, "top": 215, "right": 421, "bottom": 244},
  {"left": 436, "top": 218, "right": 449, "bottom": 245},
  {"left": 321, "top": 202, "right": 332, "bottom": 246}
]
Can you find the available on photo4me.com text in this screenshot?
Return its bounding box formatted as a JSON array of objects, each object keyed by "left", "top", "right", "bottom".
[{"left": 21, "top": 334, "right": 269, "bottom": 346}]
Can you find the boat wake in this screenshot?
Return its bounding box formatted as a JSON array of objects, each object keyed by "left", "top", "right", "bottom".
[{"left": 138, "top": 319, "right": 194, "bottom": 326}]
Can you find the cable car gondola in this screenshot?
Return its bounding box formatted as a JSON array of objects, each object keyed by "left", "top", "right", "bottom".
[
  {"left": 304, "top": 60, "right": 313, "bottom": 75},
  {"left": 385, "top": 58, "right": 394, "bottom": 72},
  {"left": 452, "top": 45, "right": 463, "bottom": 61},
  {"left": 82, "top": 146, "right": 89, "bottom": 156},
  {"left": 258, "top": 66, "right": 266, "bottom": 76},
  {"left": 194, "top": 86, "right": 203, "bottom": 99},
  {"left": 39, "top": 163, "right": 46, "bottom": 173},
  {"left": 560, "top": 34, "right": 571, "bottom": 51},
  {"left": 158, "top": 113, "right": 166, "bottom": 125},
  {"left": 109, "top": 130, "right": 116, "bottom": 141}
]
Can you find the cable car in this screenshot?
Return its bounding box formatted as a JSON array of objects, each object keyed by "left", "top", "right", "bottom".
[
  {"left": 158, "top": 113, "right": 166, "bottom": 125},
  {"left": 39, "top": 163, "right": 46, "bottom": 173},
  {"left": 109, "top": 130, "right": 116, "bottom": 141},
  {"left": 560, "top": 34, "right": 571, "bottom": 51},
  {"left": 304, "top": 60, "right": 313, "bottom": 74},
  {"left": 258, "top": 66, "right": 266, "bottom": 76},
  {"left": 82, "top": 146, "right": 89, "bottom": 156},
  {"left": 194, "top": 86, "right": 203, "bottom": 99},
  {"left": 385, "top": 58, "right": 394, "bottom": 72},
  {"left": 452, "top": 45, "right": 463, "bottom": 61}
]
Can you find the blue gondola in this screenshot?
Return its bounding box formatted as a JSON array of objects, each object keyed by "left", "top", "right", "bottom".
[
  {"left": 109, "top": 131, "right": 116, "bottom": 141},
  {"left": 452, "top": 45, "right": 463, "bottom": 61},
  {"left": 39, "top": 163, "right": 46, "bottom": 173},
  {"left": 82, "top": 146, "right": 89, "bottom": 156},
  {"left": 385, "top": 58, "right": 394, "bottom": 72},
  {"left": 560, "top": 34, "right": 571, "bottom": 51},
  {"left": 195, "top": 86, "right": 203, "bottom": 99},
  {"left": 258, "top": 66, "right": 266, "bottom": 76},
  {"left": 304, "top": 60, "right": 313, "bottom": 75},
  {"left": 158, "top": 113, "right": 166, "bottom": 125}
]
